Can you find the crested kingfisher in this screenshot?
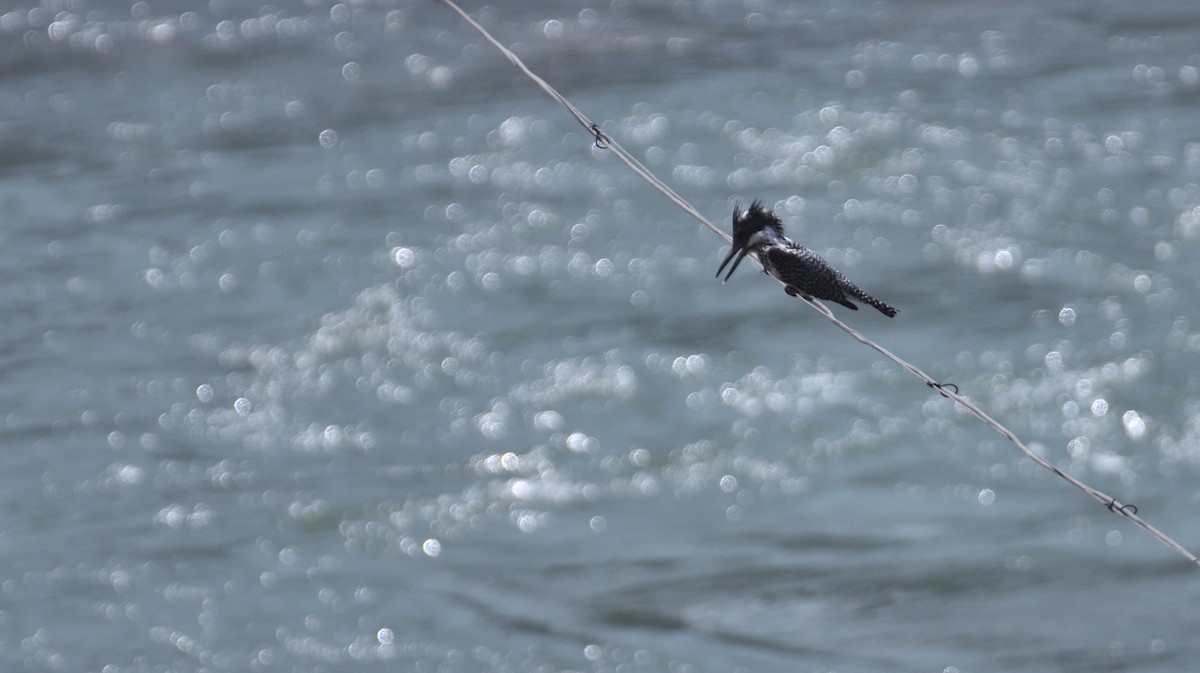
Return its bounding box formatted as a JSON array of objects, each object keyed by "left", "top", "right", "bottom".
[{"left": 716, "top": 200, "right": 898, "bottom": 317}]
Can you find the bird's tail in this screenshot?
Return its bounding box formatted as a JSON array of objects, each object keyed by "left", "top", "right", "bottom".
[
  {"left": 852, "top": 289, "right": 897, "bottom": 317},
  {"left": 844, "top": 285, "right": 902, "bottom": 316}
]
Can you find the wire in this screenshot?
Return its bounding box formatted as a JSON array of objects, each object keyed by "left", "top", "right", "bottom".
[
  {"left": 435, "top": 0, "right": 728, "bottom": 244},
  {"left": 435, "top": 0, "right": 1200, "bottom": 567}
]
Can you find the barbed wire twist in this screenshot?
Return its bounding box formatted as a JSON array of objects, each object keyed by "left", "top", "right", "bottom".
[{"left": 436, "top": 0, "right": 1200, "bottom": 567}]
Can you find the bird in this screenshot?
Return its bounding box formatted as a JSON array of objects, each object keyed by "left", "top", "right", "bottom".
[{"left": 716, "top": 200, "right": 898, "bottom": 317}]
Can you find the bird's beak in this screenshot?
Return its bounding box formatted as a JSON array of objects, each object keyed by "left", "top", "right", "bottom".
[{"left": 716, "top": 245, "right": 750, "bottom": 283}]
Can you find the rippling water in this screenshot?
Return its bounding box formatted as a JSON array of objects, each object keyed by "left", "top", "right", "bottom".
[{"left": 4, "top": 0, "right": 1200, "bottom": 671}]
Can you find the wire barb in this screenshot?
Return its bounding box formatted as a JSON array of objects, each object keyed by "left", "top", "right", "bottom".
[
  {"left": 927, "top": 381, "right": 959, "bottom": 396},
  {"left": 1107, "top": 499, "right": 1139, "bottom": 516},
  {"left": 589, "top": 123, "right": 608, "bottom": 149},
  {"left": 437, "top": 0, "right": 1200, "bottom": 568}
]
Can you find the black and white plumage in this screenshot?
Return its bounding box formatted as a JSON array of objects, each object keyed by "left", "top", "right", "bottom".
[{"left": 716, "top": 201, "right": 898, "bottom": 318}]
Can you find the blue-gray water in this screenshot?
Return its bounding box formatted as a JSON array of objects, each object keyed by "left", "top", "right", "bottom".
[{"left": 4, "top": 0, "right": 1200, "bottom": 671}]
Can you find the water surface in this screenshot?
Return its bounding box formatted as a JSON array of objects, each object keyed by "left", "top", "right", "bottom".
[{"left": 3, "top": 1, "right": 1200, "bottom": 671}]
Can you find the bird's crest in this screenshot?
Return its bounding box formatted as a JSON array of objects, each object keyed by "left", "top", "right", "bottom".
[{"left": 733, "top": 200, "right": 785, "bottom": 239}]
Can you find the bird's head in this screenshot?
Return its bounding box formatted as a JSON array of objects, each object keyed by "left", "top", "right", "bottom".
[{"left": 716, "top": 200, "right": 784, "bottom": 282}]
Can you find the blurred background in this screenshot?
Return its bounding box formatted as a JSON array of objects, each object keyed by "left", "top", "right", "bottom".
[{"left": 3, "top": 0, "right": 1200, "bottom": 671}]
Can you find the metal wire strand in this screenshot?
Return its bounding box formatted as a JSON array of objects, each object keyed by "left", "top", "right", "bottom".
[{"left": 435, "top": 0, "right": 1200, "bottom": 568}]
